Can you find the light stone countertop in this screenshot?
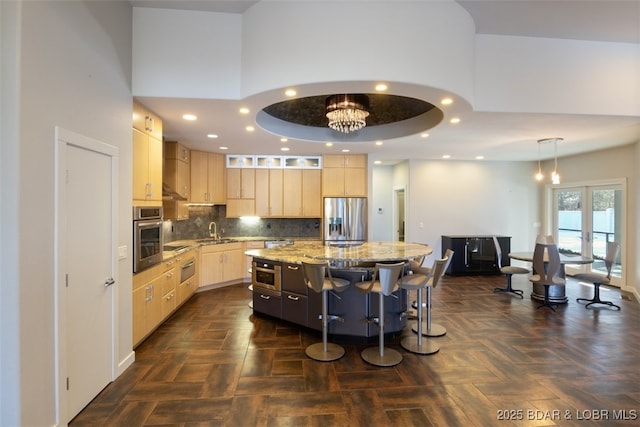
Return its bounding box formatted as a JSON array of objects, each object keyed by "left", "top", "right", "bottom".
[{"left": 245, "top": 241, "right": 433, "bottom": 266}]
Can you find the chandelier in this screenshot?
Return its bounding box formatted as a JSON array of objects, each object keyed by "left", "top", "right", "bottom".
[{"left": 325, "top": 94, "right": 370, "bottom": 133}]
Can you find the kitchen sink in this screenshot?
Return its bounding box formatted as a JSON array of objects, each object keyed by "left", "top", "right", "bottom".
[{"left": 196, "top": 238, "right": 237, "bottom": 245}]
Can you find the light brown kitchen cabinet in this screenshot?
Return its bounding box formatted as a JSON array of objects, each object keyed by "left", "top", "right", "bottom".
[
  {"left": 132, "top": 128, "right": 163, "bottom": 204},
  {"left": 255, "top": 169, "right": 283, "bottom": 217},
  {"left": 164, "top": 141, "right": 190, "bottom": 200},
  {"left": 322, "top": 154, "right": 367, "bottom": 196},
  {"left": 190, "top": 150, "right": 225, "bottom": 204},
  {"left": 163, "top": 141, "right": 190, "bottom": 220},
  {"left": 133, "top": 101, "right": 163, "bottom": 141},
  {"left": 133, "top": 102, "right": 163, "bottom": 205},
  {"left": 226, "top": 168, "right": 255, "bottom": 217},
  {"left": 199, "top": 242, "right": 244, "bottom": 287},
  {"left": 132, "top": 257, "right": 177, "bottom": 347},
  {"left": 289, "top": 169, "right": 322, "bottom": 217},
  {"left": 176, "top": 249, "right": 198, "bottom": 306}
]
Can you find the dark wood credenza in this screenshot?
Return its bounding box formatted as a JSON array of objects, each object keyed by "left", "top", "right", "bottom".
[{"left": 441, "top": 235, "right": 511, "bottom": 275}]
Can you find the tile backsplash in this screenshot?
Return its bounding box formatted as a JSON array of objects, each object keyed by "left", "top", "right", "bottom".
[{"left": 163, "top": 205, "right": 321, "bottom": 242}]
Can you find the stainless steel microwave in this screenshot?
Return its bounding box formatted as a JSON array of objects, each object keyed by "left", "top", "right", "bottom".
[{"left": 133, "top": 206, "right": 163, "bottom": 273}]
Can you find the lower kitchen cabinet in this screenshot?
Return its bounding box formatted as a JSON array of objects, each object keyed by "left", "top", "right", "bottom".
[
  {"left": 133, "top": 250, "right": 198, "bottom": 348},
  {"left": 132, "top": 258, "right": 177, "bottom": 347},
  {"left": 281, "top": 262, "right": 308, "bottom": 326},
  {"left": 199, "top": 242, "right": 244, "bottom": 287},
  {"left": 252, "top": 289, "right": 282, "bottom": 318}
]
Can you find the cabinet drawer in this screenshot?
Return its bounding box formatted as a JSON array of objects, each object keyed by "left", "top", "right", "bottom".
[
  {"left": 282, "top": 291, "right": 308, "bottom": 326},
  {"left": 160, "top": 268, "right": 177, "bottom": 295},
  {"left": 161, "top": 289, "right": 176, "bottom": 318},
  {"left": 252, "top": 290, "right": 282, "bottom": 319},
  {"left": 282, "top": 263, "right": 307, "bottom": 294}
]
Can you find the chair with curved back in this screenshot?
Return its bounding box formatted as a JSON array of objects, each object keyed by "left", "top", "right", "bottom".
[
  {"left": 574, "top": 241, "right": 621, "bottom": 310},
  {"left": 302, "top": 260, "right": 350, "bottom": 361},
  {"left": 529, "top": 235, "right": 565, "bottom": 311},
  {"left": 493, "top": 236, "right": 529, "bottom": 298},
  {"left": 399, "top": 255, "right": 448, "bottom": 355},
  {"left": 355, "top": 261, "right": 406, "bottom": 367},
  {"left": 411, "top": 248, "right": 454, "bottom": 337}
]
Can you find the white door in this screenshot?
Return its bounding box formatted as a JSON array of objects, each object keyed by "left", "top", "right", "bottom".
[
  {"left": 552, "top": 183, "right": 624, "bottom": 286},
  {"left": 57, "top": 129, "right": 117, "bottom": 423}
]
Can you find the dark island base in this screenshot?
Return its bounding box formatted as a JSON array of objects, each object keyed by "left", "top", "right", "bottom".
[
  {"left": 252, "top": 268, "right": 409, "bottom": 343},
  {"left": 251, "top": 310, "right": 406, "bottom": 345}
]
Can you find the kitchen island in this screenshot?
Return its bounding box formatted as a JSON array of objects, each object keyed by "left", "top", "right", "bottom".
[{"left": 245, "top": 242, "right": 433, "bottom": 342}]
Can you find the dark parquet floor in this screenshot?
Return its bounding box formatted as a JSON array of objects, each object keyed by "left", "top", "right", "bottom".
[{"left": 70, "top": 274, "right": 640, "bottom": 426}]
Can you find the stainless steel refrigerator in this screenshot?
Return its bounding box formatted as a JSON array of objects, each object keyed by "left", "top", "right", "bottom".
[{"left": 323, "top": 197, "right": 368, "bottom": 245}]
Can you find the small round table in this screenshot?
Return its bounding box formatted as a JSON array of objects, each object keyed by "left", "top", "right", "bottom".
[{"left": 508, "top": 252, "right": 594, "bottom": 303}]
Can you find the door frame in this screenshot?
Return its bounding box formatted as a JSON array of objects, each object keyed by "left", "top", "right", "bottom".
[
  {"left": 54, "top": 127, "right": 119, "bottom": 424},
  {"left": 393, "top": 186, "right": 406, "bottom": 242},
  {"left": 545, "top": 178, "right": 626, "bottom": 287}
]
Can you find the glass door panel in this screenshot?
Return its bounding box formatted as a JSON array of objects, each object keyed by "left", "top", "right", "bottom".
[
  {"left": 555, "top": 188, "right": 584, "bottom": 257},
  {"left": 590, "top": 187, "right": 622, "bottom": 279}
]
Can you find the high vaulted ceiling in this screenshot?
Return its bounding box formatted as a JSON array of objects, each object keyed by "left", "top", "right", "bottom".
[{"left": 130, "top": 1, "right": 640, "bottom": 163}]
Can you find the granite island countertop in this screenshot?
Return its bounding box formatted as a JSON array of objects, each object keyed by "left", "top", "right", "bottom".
[{"left": 245, "top": 241, "right": 433, "bottom": 266}]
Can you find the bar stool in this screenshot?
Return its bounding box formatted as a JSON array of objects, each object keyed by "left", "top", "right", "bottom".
[
  {"left": 412, "top": 249, "right": 454, "bottom": 337},
  {"left": 302, "top": 260, "right": 350, "bottom": 361},
  {"left": 399, "top": 256, "right": 448, "bottom": 355},
  {"left": 355, "top": 261, "right": 405, "bottom": 367}
]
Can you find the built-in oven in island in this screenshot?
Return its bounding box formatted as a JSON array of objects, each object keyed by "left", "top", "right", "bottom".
[
  {"left": 252, "top": 258, "right": 282, "bottom": 294},
  {"left": 133, "top": 206, "right": 163, "bottom": 273}
]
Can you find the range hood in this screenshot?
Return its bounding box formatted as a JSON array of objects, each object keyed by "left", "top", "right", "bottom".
[{"left": 162, "top": 182, "right": 187, "bottom": 201}]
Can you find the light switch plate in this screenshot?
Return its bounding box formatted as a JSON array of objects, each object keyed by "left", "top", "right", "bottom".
[{"left": 118, "top": 245, "right": 127, "bottom": 260}]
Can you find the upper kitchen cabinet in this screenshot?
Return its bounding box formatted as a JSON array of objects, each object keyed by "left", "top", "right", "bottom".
[
  {"left": 133, "top": 100, "right": 163, "bottom": 141},
  {"left": 132, "top": 102, "right": 163, "bottom": 205},
  {"left": 163, "top": 141, "right": 190, "bottom": 220},
  {"left": 190, "top": 150, "right": 225, "bottom": 204},
  {"left": 283, "top": 169, "right": 322, "bottom": 217},
  {"left": 226, "top": 168, "right": 255, "bottom": 217},
  {"left": 163, "top": 141, "right": 190, "bottom": 200},
  {"left": 255, "top": 168, "right": 283, "bottom": 217},
  {"left": 322, "top": 154, "right": 367, "bottom": 197}
]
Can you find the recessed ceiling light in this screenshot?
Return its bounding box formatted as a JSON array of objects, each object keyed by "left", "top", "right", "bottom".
[
  {"left": 421, "top": 133, "right": 429, "bottom": 138},
  {"left": 325, "top": 142, "right": 333, "bottom": 147},
  {"left": 341, "top": 149, "right": 350, "bottom": 153},
  {"left": 207, "top": 134, "right": 218, "bottom": 139},
  {"left": 284, "top": 89, "right": 297, "bottom": 97},
  {"left": 280, "top": 137, "right": 288, "bottom": 142},
  {"left": 239, "top": 107, "right": 250, "bottom": 114},
  {"left": 441, "top": 97, "right": 453, "bottom": 105},
  {"left": 375, "top": 141, "right": 383, "bottom": 146},
  {"left": 476, "top": 155, "right": 484, "bottom": 160},
  {"left": 280, "top": 147, "right": 290, "bottom": 152},
  {"left": 374, "top": 160, "right": 382, "bottom": 164},
  {"left": 442, "top": 154, "right": 451, "bottom": 159},
  {"left": 375, "top": 83, "right": 388, "bottom": 91},
  {"left": 219, "top": 146, "right": 228, "bottom": 150},
  {"left": 245, "top": 125, "right": 255, "bottom": 132},
  {"left": 182, "top": 114, "right": 197, "bottom": 121},
  {"left": 450, "top": 117, "right": 461, "bottom": 124}
]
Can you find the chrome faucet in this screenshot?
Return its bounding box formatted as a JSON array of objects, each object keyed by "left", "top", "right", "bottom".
[{"left": 208, "top": 221, "right": 219, "bottom": 240}]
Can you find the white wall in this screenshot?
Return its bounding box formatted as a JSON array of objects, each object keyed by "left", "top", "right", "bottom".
[
  {"left": 371, "top": 160, "right": 541, "bottom": 262},
  {"left": 1, "top": 1, "right": 133, "bottom": 425}
]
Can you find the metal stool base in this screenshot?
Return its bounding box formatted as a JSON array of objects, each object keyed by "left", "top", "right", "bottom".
[
  {"left": 412, "top": 322, "right": 446, "bottom": 337},
  {"left": 305, "top": 342, "right": 345, "bottom": 362},
  {"left": 401, "top": 336, "right": 439, "bottom": 355},
  {"left": 361, "top": 346, "right": 402, "bottom": 367}
]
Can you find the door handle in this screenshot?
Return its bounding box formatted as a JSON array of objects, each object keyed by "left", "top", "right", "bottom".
[{"left": 104, "top": 277, "right": 115, "bottom": 287}]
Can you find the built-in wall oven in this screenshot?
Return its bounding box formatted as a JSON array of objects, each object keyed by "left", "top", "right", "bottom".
[
  {"left": 252, "top": 258, "right": 282, "bottom": 294},
  {"left": 133, "top": 206, "right": 163, "bottom": 273}
]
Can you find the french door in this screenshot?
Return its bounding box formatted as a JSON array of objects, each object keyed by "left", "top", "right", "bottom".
[{"left": 552, "top": 182, "right": 624, "bottom": 286}]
